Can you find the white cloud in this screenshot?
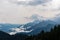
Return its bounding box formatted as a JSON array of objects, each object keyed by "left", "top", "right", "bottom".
[
  {"left": 9, "top": 27, "right": 33, "bottom": 35},
  {"left": 0, "top": 0, "right": 60, "bottom": 24}
]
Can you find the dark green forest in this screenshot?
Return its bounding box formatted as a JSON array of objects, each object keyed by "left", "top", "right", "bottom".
[{"left": 0, "top": 25, "right": 60, "bottom": 40}]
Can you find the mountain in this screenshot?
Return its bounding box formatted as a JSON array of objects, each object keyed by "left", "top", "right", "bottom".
[
  {"left": 10, "top": 20, "right": 57, "bottom": 35},
  {"left": 0, "top": 30, "right": 10, "bottom": 38},
  {"left": 27, "top": 20, "right": 57, "bottom": 35},
  {"left": 0, "top": 24, "right": 59, "bottom": 40},
  {"left": 0, "top": 24, "right": 21, "bottom": 33},
  {"left": 0, "top": 19, "right": 57, "bottom": 35}
]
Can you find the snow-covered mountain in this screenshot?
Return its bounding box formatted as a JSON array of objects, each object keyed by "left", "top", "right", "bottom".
[
  {"left": 0, "top": 16, "right": 57, "bottom": 35},
  {"left": 9, "top": 20, "right": 57, "bottom": 35}
]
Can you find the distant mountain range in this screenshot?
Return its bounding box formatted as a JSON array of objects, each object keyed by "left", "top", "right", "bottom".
[
  {"left": 9, "top": 20, "right": 57, "bottom": 35},
  {"left": 0, "top": 17, "right": 58, "bottom": 35},
  {"left": 0, "top": 24, "right": 21, "bottom": 33}
]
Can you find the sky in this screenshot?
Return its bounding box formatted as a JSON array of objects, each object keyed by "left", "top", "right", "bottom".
[{"left": 0, "top": 0, "right": 60, "bottom": 24}]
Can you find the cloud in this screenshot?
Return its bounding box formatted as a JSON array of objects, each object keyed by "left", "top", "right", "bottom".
[
  {"left": 9, "top": 27, "right": 33, "bottom": 35},
  {"left": 24, "top": 14, "right": 46, "bottom": 21},
  {"left": 52, "top": 14, "right": 60, "bottom": 24},
  {"left": 9, "top": 0, "right": 52, "bottom": 5},
  {"left": 0, "top": 0, "right": 60, "bottom": 24}
]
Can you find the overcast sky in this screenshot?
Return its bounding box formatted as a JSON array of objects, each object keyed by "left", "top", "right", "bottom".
[{"left": 0, "top": 0, "right": 60, "bottom": 24}]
